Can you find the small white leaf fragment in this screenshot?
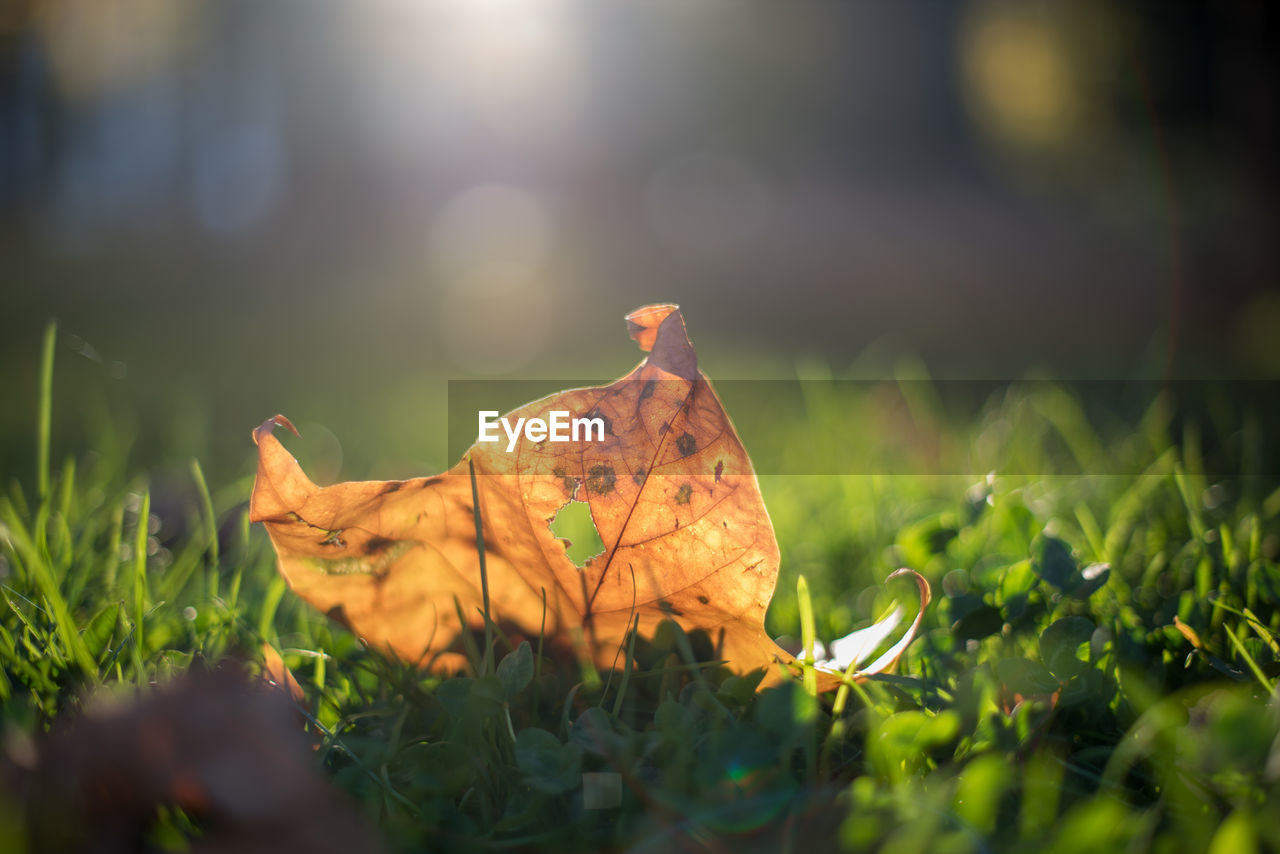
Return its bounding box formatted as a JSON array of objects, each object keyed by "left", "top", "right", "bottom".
[
  {"left": 822, "top": 606, "right": 905, "bottom": 672},
  {"left": 795, "top": 568, "right": 931, "bottom": 678}
]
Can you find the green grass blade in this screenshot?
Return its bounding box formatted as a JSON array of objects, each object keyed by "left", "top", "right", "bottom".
[
  {"left": 4, "top": 516, "right": 97, "bottom": 677},
  {"left": 258, "top": 575, "right": 287, "bottom": 640},
  {"left": 797, "top": 574, "right": 817, "bottom": 699},
  {"left": 468, "top": 456, "right": 493, "bottom": 675},
  {"left": 1223, "top": 624, "right": 1275, "bottom": 693},
  {"left": 190, "top": 458, "right": 219, "bottom": 599},
  {"left": 610, "top": 614, "right": 639, "bottom": 718},
  {"left": 132, "top": 489, "right": 150, "bottom": 660},
  {"left": 36, "top": 321, "right": 55, "bottom": 501}
]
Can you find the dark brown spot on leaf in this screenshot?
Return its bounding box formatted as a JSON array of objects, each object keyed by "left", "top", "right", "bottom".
[
  {"left": 552, "top": 466, "right": 577, "bottom": 495},
  {"left": 676, "top": 432, "right": 697, "bottom": 457},
  {"left": 365, "top": 536, "right": 395, "bottom": 553},
  {"left": 674, "top": 483, "right": 692, "bottom": 505},
  {"left": 640, "top": 379, "right": 656, "bottom": 401},
  {"left": 714, "top": 460, "right": 723, "bottom": 481},
  {"left": 586, "top": 464, "right": 616, "bottom": 495},
  {"left": 633, "top": 468, "right": 646, "bottom": 485},
  {"left": 697, "top": 594, "right": 710, "bottom": 604}
]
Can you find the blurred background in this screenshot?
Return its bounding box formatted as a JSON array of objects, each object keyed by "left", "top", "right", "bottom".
[{"left": 1, "top": 0, "right": 1277, "bottom": 482}]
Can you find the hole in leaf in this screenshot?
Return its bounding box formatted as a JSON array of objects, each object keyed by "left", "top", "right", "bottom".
[{"left": 550, "top": 500, "right": 605, "bottom": 568}]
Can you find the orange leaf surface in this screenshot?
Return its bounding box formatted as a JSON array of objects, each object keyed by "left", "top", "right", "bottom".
[{"left": 251, "top": 304, "right": 925, "bottom": 688}]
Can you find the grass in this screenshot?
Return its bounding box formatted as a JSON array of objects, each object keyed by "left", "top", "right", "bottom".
[{"left": 1, "top": 324, "right": 1279, "bottom": 851}]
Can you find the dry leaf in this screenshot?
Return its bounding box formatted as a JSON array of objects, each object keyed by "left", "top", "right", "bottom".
[
  {"left": 1172, "top": 615, "right": 1203, "bottom": 650},
  {"left": 251, "top": 304, "right": 927, "bottom": 688},
  {"left": 11, "top": 667, "right": 383, "bottom": 853},
  {"left": 261, "top": 642, "right": 306, "bottom": 704}
]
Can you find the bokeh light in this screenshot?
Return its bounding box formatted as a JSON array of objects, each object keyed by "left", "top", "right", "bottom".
[{"left": 1, "top": 1, "right": 1276, "bottom": 477}]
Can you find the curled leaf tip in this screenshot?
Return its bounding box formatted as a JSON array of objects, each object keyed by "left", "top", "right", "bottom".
[
  {"left": 650, "top": 311, "right": 698, "bottom": 380},
  {"left": 853, "top": 568, "right": 930, "bottom": 677},
  {"left": 886, "top": 567, "right": 932, "bottom": 611},
  {"left": 253, "top": 414, "right": 300, "bottom": 446},
  {"left": 625, "top": 304, "right": 680, "bottom": 352}
]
